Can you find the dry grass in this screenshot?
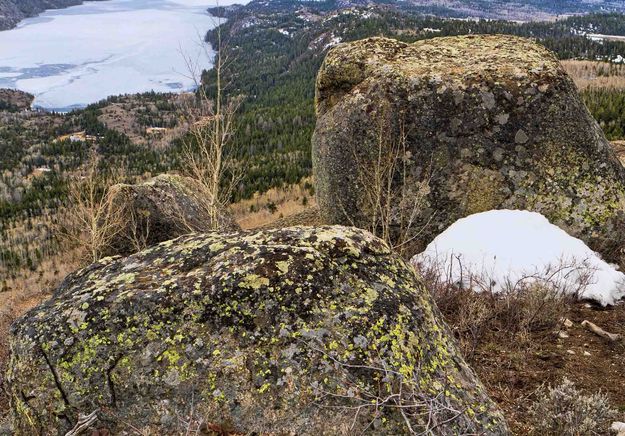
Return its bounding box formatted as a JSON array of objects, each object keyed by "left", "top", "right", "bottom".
[
  {"left": 612, "top": 140, "right": 625, "bottom": 165},
  {"left": 231, "top": 178, "right": 316, "bottom": 230},
  {"left": 529, "top": 378, "right": 618, "bottom": 435},
  {"left": 562, "top": 60, "right": 625, "bottom": 91},
  {"left": 413, "top": 261, "right": 625, "bottom": 433},
  {"left": 420, "top": 266, "right": 575, "bottom": 359}
]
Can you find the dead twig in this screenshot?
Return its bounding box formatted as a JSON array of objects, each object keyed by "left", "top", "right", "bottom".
[{"left": 64, "top": 409, "right": 99, "bottom": 436}]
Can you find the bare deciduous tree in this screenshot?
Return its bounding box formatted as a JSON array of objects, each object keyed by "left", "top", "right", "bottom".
[
  {"left": 178, "top": 20, "right": 243, "bottom": 230},
  {"left": 60, "top": 150, "right": 124, "bottom": 264}
]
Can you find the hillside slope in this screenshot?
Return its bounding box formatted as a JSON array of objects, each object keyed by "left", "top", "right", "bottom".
[{"left": 0, "top": 0, "right": 107, "bottom": 30}]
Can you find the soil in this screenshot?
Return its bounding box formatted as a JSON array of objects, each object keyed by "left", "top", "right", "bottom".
[{"left": 469, "top": 302, "right": 625, "bottom": 433}]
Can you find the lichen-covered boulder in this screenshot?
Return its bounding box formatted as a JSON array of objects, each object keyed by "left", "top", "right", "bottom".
[
  {"left": 313, "top": 35, "right": 625, "bottom": 264},
  {"left": 107, "top": 173, "right": 239, "bottom": 256},
  {"left": 8, "top": 226, "right": 507, "bottom": 435}
]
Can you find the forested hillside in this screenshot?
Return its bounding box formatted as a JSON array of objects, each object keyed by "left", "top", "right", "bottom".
[
  {"left": 0, "top": 0, "right": 107, "bottom": 30},
  {"left": 204, "top": 4, "right": 625, "bottom": 195}
]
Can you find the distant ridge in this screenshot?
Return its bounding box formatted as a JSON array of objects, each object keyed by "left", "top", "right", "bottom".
[{"left": 212, "top": 0, "right": 625, "bottom": 21}]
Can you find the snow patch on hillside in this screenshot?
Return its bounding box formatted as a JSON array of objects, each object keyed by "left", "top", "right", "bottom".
[{"left": 412, "top": 210, "right": 625, "bottom": 306}]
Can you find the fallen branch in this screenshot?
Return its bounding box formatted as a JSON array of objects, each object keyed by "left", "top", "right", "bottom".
[
  {"left": 581, "top": 320, "right": 622, "bottom": 342},
  {"left": 64, "top": 409, "right": 99, "bottom": 436}
]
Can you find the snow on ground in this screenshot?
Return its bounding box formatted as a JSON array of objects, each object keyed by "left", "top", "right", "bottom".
[
  {"left": 322, "top": 35, "right": 342, "bottom": 50},
  {"left": 0, "top": 0, "right": 235, "bottom": 111},
  {"left": 411, "top": 210, "right": 625, "bottom": 306}
]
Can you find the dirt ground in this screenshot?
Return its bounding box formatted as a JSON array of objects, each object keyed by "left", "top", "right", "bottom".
[{"left": 471, "top": 302, "right": 625, "bottom": 433}]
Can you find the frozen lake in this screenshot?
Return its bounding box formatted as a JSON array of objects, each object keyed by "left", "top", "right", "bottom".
[{"left": 0, "top": 0, "right": 225, "bottom": 111}]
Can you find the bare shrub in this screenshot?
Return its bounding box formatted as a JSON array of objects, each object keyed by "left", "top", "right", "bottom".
[
  {"left": 300, "top": 339, "right": 493, "bottom": 435},
  {"left": 529, "top": 378, "right": 618, "bottom": 436},
  {"left": 59, "top": 150, "right": 124, "bottom": 264},
  {"left": 344, "top": 106, "right": 432, "bottom": 258},
  {"left": 178, "top": 27, "right": 243, "bottom": 230},
  {"left": 416, "top": 258, "right": 588, "bottom": 357}
]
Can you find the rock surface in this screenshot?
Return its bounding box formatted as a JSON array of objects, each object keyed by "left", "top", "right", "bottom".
[
  {"left": 8, "top": 226, "right": 507, "bottom": 434},
  {"left": 107, "top": 174, "right": 239, "bottom": 256},
  {"left": 312, "top": 35, "right": 625, "bottom": 264}
]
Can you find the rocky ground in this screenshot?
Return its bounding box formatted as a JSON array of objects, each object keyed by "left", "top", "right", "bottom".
[
  {"left": 1, "top": 199, "right": 624, "bottom": 434},
  {"left": 474, "top": 303, "right": 625, "bottom": 433}
]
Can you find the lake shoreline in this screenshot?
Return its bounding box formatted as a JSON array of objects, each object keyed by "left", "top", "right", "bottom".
[
  {"left": 0, "top": 0, "right": 111, "bottom": 31},
  {"left": 0, "top": 0, "right": 219, "bottom": 110}
]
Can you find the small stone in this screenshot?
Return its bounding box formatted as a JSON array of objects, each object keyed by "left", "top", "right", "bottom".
[
  {"left": 583, "top": 351, "right": 591, "bottom": 356},
  {"left": 562, "top": 318, "right": 574, "bottom": 328},
  {"left": 496, "top": 113, "right": 509, "bottom": 125},
  {"left": 160, "top": 414, "right": 174, "bottom": 426},
  {"left": 558, "top": 331, "right": 569, "bottom": 339},
  {"left": 481, "top": 91, "right": 496, "bottom": 110},
  {"left": 515, "top": 129, "right": 529, "bottom": 144},
  {"left": 492, "top": 148, "right": 505, "bottom": 162},
  {"left": 611, "top": 421, "right": 625, "bottom": 435},
  {"left": 163, "top": 369, "right": 181, "bottom": 387},
  {"left": 566, "top": 349, "right": 576, "bottom": 355}
]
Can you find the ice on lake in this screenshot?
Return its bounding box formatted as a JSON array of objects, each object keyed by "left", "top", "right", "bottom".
[{"left": 0, "top": 0, "right": 227, "bottom": 111}]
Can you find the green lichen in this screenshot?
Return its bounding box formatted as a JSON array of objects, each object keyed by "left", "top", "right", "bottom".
[{"left": 8, "top": 226, "right": 507, "bottom": 435}]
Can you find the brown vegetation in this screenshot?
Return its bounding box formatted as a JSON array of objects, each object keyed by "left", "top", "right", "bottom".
[
  {"left": 421, "top": 268, "right": 625, "bottom": 433},
  {"left": 97, "top": 94, "right": 181, "bottom": 148},
  {"left": 59, "top": 151, "right": 125, "bottom": 264},
  {"left": 231, "top": 178, "right": 316, "bottom": 229},
  {"left": 0, "top": 89, "right": 33, "bottom": 111},
  {"left": 563, "top": 60, "right": 625, "bottom": 91}
]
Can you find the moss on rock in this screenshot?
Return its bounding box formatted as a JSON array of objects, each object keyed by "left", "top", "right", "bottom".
[
  {"left": 8, "top": 226, "right": 507, "bottom": 434},
  {"left": 313, "top": 35, "right": 625, "bottom": 265}
]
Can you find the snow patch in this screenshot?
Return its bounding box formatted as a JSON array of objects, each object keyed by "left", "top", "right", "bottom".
[
  {"left": 411, "top": 210, "right": 625, "bottom": 306},
  {"left": 323, "top": 35, "right": 342, "bottom": 50}
]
